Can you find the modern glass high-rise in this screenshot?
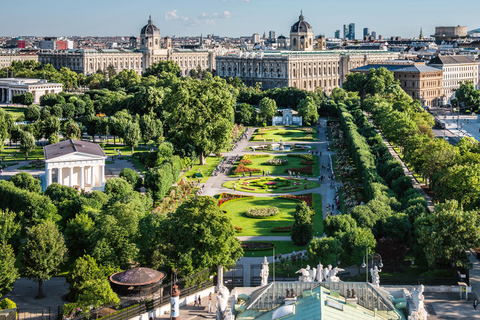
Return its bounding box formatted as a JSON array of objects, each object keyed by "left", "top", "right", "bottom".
[
  {"left": 371, "top": 31, "right": 376, "bottom": 40},
  {"left": 349, "top": 23, "right": 355, "bottom": 40},
  {"left": 269, "top": 30, "right": 276, "bottom": 40},
  {"left": 343, "top": 25, "right": 348, "bottom": 39},
  {"left": 363, "top": 28, "right": 370, "bottom": 38},
  {"left": 334, "top": 30, "right": 340, "bottom": 39}
]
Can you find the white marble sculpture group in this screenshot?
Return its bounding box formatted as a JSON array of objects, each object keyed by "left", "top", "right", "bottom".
[
  {"left": 260, "top": 256, "right": 269, "bottom": 286},
  {"left": 295, "top": 262, "right": 344, "bottom": 283}
]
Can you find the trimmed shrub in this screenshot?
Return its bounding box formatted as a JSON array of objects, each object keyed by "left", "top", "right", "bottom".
[{"left": 245, "top": 206, "right": 279, "bottom": 218}]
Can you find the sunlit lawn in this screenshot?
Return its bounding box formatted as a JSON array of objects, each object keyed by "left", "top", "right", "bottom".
[
  {"left": 230, "top": 155, "right": 319, "bottom": 177},
  {"left": 312, "top": 193, "right": 323, "bottom": 236},
  {"left": 0, "top": 146, "right": 45, "bottom": 161},
  {"left": 221, "top": 196, "right": 298, "bottom": 236},
  {"left": 222, "top": 177, "right": 320, "bottom": 193},
  {"left": 181, "top": 156, "right": 222, "bottom": 183},
  {"left": 243, "top": 241, "right": 307, "bottom": 257},
  {"left": 252, "top": 127, "right": 318, "bottom": 142},
  {"left": 1, "top": 106, "right": 25, "bottom": 120}
]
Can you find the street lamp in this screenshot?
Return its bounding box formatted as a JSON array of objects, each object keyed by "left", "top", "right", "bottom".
[{"left": 361, "top": 247, "right": 383, "bottom": 284}]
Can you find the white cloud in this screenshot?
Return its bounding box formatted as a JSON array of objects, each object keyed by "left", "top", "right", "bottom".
[
  {"left": 165, "top": 10, "right": 189, "bottom": 21},
  {"left": 239, "top": 0, "right": 250, "bottom": 2},
  {"left": 223, "top": 11, "right": 232, "bottom": 18}
]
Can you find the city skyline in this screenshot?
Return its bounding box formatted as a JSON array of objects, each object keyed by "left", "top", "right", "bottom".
[{"left": 1, "top": 0, "right": 480, "bottom": 39}]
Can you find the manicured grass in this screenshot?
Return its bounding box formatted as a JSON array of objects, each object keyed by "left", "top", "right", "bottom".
[
  {"left": 221, "top": 196, "right": 298, "bottom": 236},
  {"left": 1, "top": 106, "right": 25, "bottom": 119},
  {"left": 252, "top": 127, "right": 318, "bottom": 142},
  {"left": 246, "top": 145, "right": 314, "bottom": 153},
  {"left": 0, "top": 146, "right": 45, "bottom": 161},
  {"left": 222, "top": 177, "right": 320, "bottom": 193},
  {"left": 230, "top": 154, "right": 319, "bottom": 177},
  {"left": 103, "top": 144, "right": 149, "bottom": 156},
  {"left": 331, "top": 155, "right": 347, "bottom": 214},
  {"left": 242, "top": 241, "right": 307, "bottom": 257},
  {"left": 312, "top": 193, "right": 323, "bottom": 237},
  {"left": 181, "top": 156, "right": 222, "bottom": 183}
]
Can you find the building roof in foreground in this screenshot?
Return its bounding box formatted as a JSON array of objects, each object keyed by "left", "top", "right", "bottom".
[
  {"left": 43, "top": 139, "right": 106, "bottom": 160},
  {"left": 429, "top": 55, "right": 477, "bottom": 65},
  {"left": 352, "top": 61, "right": 441, "bottom": 73},
  {"left": 110, "top": 267, "right": 165, "bottom": 286}
]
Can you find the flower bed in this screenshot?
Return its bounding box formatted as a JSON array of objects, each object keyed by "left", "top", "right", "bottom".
[
  {"left": 271, "top": 226, "right": 293, "bottom": 233},
  {"left": 241, "top": 242, "right": 275, "bottom": 251},
  {"left": 265, "top": 182, "right": 277, "bottom": 185},
  {"left": 245, "top": 206, "right": 280, "bottom": 218},
  {"left": 279, "top": 194, "right": 313, "bottom": 208},
  {"left": 243, "top": 154, "right": 270, "bottom": 159},
  {"left": 285, "top": 161, "right": 313, "bottom": 175},
  {"left": 233, "top": 226, "right": 243, "bottom": 233},
  {"left": 234, "top": 163, "right": 262, "bottom": 174},
  {"left": 287, "top": 153, "right": 313, "bottom": 161},
  {"left": 218, "top": 193, "right": 252, "bottom": 206},
  {"left": 240, "top": 159, "right": 253, "bottom": 165},
  {"left": 265, "top": 158, "right": 288, "bottom": 166}
]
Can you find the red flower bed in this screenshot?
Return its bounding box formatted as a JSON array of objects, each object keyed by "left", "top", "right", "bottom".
[
  {"left": 218, "top": 193, "right": 251, "bottom": 206},
  {"left": 234, "top": 163, "right": 262, "bottom": 174},
  {"left": 284, "top": 161, "right": 313, "bottom": 175},
  {"left": 271, "top": 226, "right": 292, "bottom": 233},
  {"left": 266, "top": 182, "right": 277, "bottom": 185},
  {"left": 279, "top": 194, "right": 313, "bottom": 208},
  {"left": 240, "top": 159, "right": 253, "bottom": 165}
]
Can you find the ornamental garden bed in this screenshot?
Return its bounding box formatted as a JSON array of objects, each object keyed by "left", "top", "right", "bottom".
[
  {"left": 230, "top": 154, "right": 319, "bottom": 177},
  {"left": 241, "top": 242, "right": 275, "bottom": 251},
  {"left": 218, "top": 196, "right": 299, "bottom": 236},
  {"left": 222, "top": 177, "right": 319, "bottom": 193},
  {"left": 251, "top": 127, "right": 318, "bottom": 142}
]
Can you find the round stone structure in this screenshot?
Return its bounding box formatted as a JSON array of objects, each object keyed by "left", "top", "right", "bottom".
[{"left": 110, "top": 267, "right": 166, "bottom": 296}]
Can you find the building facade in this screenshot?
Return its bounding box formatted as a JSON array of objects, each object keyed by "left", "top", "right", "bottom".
[
  {"left": 428, "top": 55, "right": 479, "bottom": 105},
  {"left": 216, "top": 14, "right": 399, "bottom": 93},
  {"left": 0, "top": 78, "right": 63, "bottom": 104},
  {"left": 352, "top": 60, "right": 444, "bottom": 107},
  {"left": 37, "top": 16, "right": 215, "bottom": 77},
  {"left": 0, "top": 52, "right": 38, "bottom": 69}
]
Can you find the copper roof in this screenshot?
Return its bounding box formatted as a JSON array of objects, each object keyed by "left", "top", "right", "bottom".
[
  {"left": 110, "top": 267, "right": 165, "bottom": 286},
  {"left": 43, "top": 139, "right": 107, "bottom": 160}
]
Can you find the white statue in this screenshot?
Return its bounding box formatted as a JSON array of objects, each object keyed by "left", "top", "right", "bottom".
[
  {"left": 309, "top": 267, "right": 317, "bottom": 283},
  {"left": 216, "top": 285, "right": 230, "bottom": 317},
  {"left": 316, "top": 262, "right": 323, "bottom": 282},
  {"left": 329, "top": 267, "right": 344, "bottom": 282},
  {"left": 410, "top": 285, "right": 427, "bottom": 320},
  {"left": 370, "top": 266, "right": 380, "bottom": 287},
  {"left": 260, "top": 257, "right": 269, "bottom": 286},
  {"left": 296, "top": 265, "right": 312, "bottom": 282},
  {"left": 324, "top": 265, "right": 332, "bottom": 282}
]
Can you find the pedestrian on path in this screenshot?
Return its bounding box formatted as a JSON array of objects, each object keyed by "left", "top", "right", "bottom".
[
  {"left": 208, "top": 292, "right": 212, "bottom": 313},
  {"left": 194, "top": 294, "right": 198, "bottom": 307},
  {"left": 198, "top": 295, "right": 202, "bottom": 306},
  {"left": 474, "top": 299, "right": 478, "bottom": 310}
]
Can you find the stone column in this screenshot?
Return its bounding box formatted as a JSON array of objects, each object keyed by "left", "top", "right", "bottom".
[
  {"left": 57, "top": 167, "right": 63, "bottom": 185},
  {"left": 100, "top": 164, "right": 105, "bottom": 186},
  {"left": 69, "top": 167, "right": 73, "bottom": 187},
  {"left": 80, "top": 166, "right": 85, "bottom": 189},
  {"left": 46, "top": 167, "right": 52, "bottom": 187},
  {"left": 91, "top": 166, "right": 95, "bottom": 187}
]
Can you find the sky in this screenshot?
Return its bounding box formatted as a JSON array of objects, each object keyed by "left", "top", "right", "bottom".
[{"left": 1, "top": 0, "right": 480, "bottom": 39}]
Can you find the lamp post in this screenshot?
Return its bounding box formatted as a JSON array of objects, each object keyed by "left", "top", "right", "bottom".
[{"left": 361, "top": 247, "right": 383, "bottom": 284}]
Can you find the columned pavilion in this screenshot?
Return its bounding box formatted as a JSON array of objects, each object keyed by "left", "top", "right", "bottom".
[{"left": 42, "top": 139, "right": 107, "bottom": 191}]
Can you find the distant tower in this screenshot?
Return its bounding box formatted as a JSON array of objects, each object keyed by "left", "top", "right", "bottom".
[
  {"left": 140, "top": 15, "right": 161, "bottom": 51},
  {"left": 419, "top": 27, "right": 424, "bottom": 40},
  {"left": 290, "top": 11, "right": 314, "bottom": 51},
  {"left": 164, "top": 36, "right": 172, "bottom": 49},
  {"left": 316, "top": 35, "right": 326, "bottom": 50},
  {"left": 277, "top": 35, "right": 287, "bottom": 49}
]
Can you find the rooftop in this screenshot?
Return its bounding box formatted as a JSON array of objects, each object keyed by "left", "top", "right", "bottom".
[{"left": 43, "top": 139, "right": 106, "bottom": 160}]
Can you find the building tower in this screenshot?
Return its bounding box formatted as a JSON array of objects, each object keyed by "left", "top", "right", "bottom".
[
  {"left": 316, "top": 35, "right": 326, "bottom": 50},
  {"left": 419, "top": 27, "right": 424, "bottom": 40},
  {"left": 290, "top": 11, "right": 314, "bottom": 51},
  {"left": 139, "top": 15, "right": 161, "bottom": 52},
  {"left": 348, "top": 23, "right": 355, "bottom": 40}
]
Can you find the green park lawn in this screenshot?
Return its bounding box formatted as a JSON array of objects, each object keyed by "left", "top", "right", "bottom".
[
  {"left": 180, "top": 156, "right": 223, "bottom": 183},
  {"left": 223, "top": 177, "right": 320, "bottom": 193},
  {"left": 252, "top": 127, "right": 317, "bottom": 142},
  {"left": 0, "top": 106, "right": 25, "bottom": 120},
  {"left": 0, "top": 146, "right": 45, "bottom": 161},
  {"left": 242, "top": 241, "right": 307, "bottom": 257},
  {"left": 221, "top": 196, "right": 298, "bottom": 236},
  {"left": 245, "top": 144, "right": 314, "bottom": 153},
  {"left": 230, "top": 154, "right": 319, "bottom": 177}
]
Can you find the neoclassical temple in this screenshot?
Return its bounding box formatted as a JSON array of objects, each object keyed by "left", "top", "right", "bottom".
[
  {"left": 0, "top": 78, "right": 63, "bottom": 104},
  {"left": 42, "top": 139, "right": 107, "bottom": 191}
]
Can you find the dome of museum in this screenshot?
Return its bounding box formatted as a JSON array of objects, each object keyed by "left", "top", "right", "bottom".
[
  {"left": 290, "top": 12, "right": 313, "bottom": 33},
  {"left": 141, "top": 16, "right": 160, "bottom": 36}
]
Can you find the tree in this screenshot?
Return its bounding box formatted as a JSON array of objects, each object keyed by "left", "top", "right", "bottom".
[
  {"left": 324, "top": 214, "right": 357, "bottom": 237},
  {"left": 78, "top": 279, "right": 120, "bottom": 308},
  {"left": 24, "top": 104, "right": 41, "bottom": 122},
  {"left": 307, "top": 237, "right": 343, "bottom": 266},
  {"left": 376, "top": 237, "right": 407, "bottom": 272},
  {"left": 119, "top": 168, "right": 142, "bottom": 191},
  {"left": 64, "top": 214, "right": 96, "bottom": 260},
  {"left": 144, "top": 163, "right": 173, "bottom": 201},
  {"left": 143, "top": 61, "right": 181, "bottom": 78},
  {"left": 124, "top": 121, "right": 141, "bottom": 154},
  {"left": 139, "top": 113, "right": 160, "bottom": 144},
  {"left": 63, "top": 119, "right": 82, "bottom": 140},
  {"left": 0, "top": 243, "right": 19, "bottom": 297},
  {"left": 340, "top": 227, "right": 376, "bottom": 266},
  {"left": 416, "top": 200, "right": 480, "bottom": 268},
  {"left": 19, "top": 92, "right": 34, "bottom": 105},
  {"left": 343, "top": 72, "right": 367, "bottom": 98},
  {"left": 22, "top": 221, "right": 67, "bottom": 298},
  {"left": 104, "top": 178, "right": 133, "bottom": 200},
  {"left": 259, "top": 97, "right": 277, "bottom": 123},
  {"left": 0, "top": 209, "right": 21, "bottom": 244},
  {"left": 9, "top": 172, "right": 41, "bottom": 193},
  {"left": 62, "top": 103, "right": 76, "bottom": 119},
  {"left": 291, "top": 201, "right": 313, "bottom": 246},
  {"left": 163, "top": 196, "right": 243, "bottom": 275},
  {"left": 235, "top": 103, "right": 256, "bottom": 126},
  {"left": 43, "top": 116, "right": 60, "bottom": 138},
  {"left": 163, "top": 77, "right": 235, "bottom": 164},
  {"left": 19, "top": 130, "right": 36, "bottom": 160},
  {"left": 297, "top": 96, "right": 319, "bottom": 126},
  {"left": 330, "top": 87, "right": 347, "bottom": 104},
  {"left": 454, "top": 81, "right": 480, "bottom": 111}
]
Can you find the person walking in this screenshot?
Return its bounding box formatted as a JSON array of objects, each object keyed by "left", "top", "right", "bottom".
[
  {"left": 198, "top": 295, "right": 202, "bottom": 306},
  {"left": 208, "top": 292, "right": 212, "bottom": 313},
  {"left": 474, "top": 299, "right": 478, "bottom": 310},
  {"left": 194, "top": 294, "right": 198, "bottom": 307}
]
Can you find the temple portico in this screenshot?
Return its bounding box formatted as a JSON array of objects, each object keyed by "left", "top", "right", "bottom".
[{"left": 43, "top": 139, "right": 107, "bottom": 191}]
